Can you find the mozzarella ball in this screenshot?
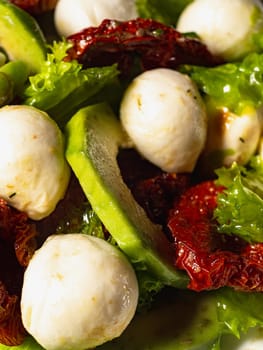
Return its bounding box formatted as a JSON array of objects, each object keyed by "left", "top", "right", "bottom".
[
  {"left": 0, "top": 105, "right": 70, "bottom": 220},
  {"left": 120, "top": 68, "right": 207, "bottom": 173},
  {"left": 21, "top": 234, "right": 139, "bottom": 350},
  {"left": 176, "top": 0, "right": 263, "bottom": 61},
  {"left": 202, "top": 106, "right": 261, "bottom": 167},
  {"left": 54, "top": 0, "right": 138, "bottom": 37}
]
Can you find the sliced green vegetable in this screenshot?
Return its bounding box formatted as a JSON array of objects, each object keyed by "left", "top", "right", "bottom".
[
  {"left": 0, "top": 52, "right": 6, "bottom": 67},
  {"left": 0, "top": 0, "right": 46, "bottom": 74},
  {"left": 215, "top": 156, "right": 263, "bottom": 243},
  {"left": 65, "top": 102, "right": 188, "bottom": 288},
  {"left": 0, "top": 72, "right": 12, "bottom": 106},
  {"left": 0, "top": 61, "right": 29, "bottom": 106},
  {"left": 1, "top": 61, "right": 29, "bottom": 94}
]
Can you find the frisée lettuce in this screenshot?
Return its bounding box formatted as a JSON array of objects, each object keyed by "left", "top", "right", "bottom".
[
  {"left": 215, "top": 156, "right": 263, "bottom": 243},
  {"left": 23, "top": 40, "right": 120, "bottom": 128},
  {"left": 182, "top": 52, "right": 263, "bottom": 115},
  {"left": 180, "top": 52, "right": 263, "bottom": 173}
]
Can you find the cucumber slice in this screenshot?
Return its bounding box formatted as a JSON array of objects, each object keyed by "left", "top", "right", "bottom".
[
  {"left": 0, "top": 0, "right": 46, "bottom": 73},
  {"left": 65, "top": 102, "right": 188, "bottom": 288}
]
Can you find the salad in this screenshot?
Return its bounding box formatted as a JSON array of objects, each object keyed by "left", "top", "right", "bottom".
[{"left": 1, "top": 0, "right": 263, "bottom": 349}]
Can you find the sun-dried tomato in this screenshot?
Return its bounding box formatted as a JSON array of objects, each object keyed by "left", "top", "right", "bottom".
[
  {"left": 9, "top": 0, "right": 57, "bottom": 14},
  {"left": 66, "top": 18, "right": 221, "bottom": 77},
  {"left": 0, "top": 282, "right": 26, "bottom": 346},
  {"left": 117, "top": 149, "right": 191, "bottom": 227},
  {"left": 168, "top": 180, "right": 263, "bottom": 292},
  {"left": 0, "top": 199, "right": 37, "bottom": 267},
  {"left": 0, "top": 199, "right": 38, "bottom": 346},
  {"left": 132, "top": 173, "right": 190, "bottom": 227}
]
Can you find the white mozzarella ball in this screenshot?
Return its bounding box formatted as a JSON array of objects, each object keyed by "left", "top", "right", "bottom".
[
  {"left": 54, "top": 0, "right": 138, "bottom": 37},
  {"left": 0, "top": 105, "right": 70, "bottom": 220},
  {"left": 202, "top": 106, "right": 261, "bottom": 167},
  {"left": 176, "top": 0, "right": 263, "bottom": 61},
  {"left": 21, "top": 234, "right": 139, "bottom": 350},
  {"left": 120, "top": 68, "right": 207, "bottom": 173}
]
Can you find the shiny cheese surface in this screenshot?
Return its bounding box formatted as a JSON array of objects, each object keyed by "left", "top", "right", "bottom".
[
  {"left": 177, "top": 0, "right": 263, "bottom": 61},
  {"left": 54, "top": 0, "right": 138, "bottom": 37},
  {"left": 0, "top": 105, "right": 70, "bottom": 220},
  {"left": 21, "top": 234, "right": 139, "bottom": 350},
  {"left": 120, "top": 68, "right": 207, "bottom": 173}
]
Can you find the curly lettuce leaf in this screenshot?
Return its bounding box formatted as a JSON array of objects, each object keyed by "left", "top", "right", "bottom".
[
  {"left": 135, "top": 0, "right": 192, "bottom": 25},
  {"left": 182, "top": 52, "right": 263, "bottom": 115},
  {"left": 214, "top": 156, "right": 263, "bottom": 243},
  {"left": 23, "top": 40, "right": 120, "bottom": 128},
  {"left": 216, "top": 288, "right": 263, "bottom": 339},
  {"left": 215, "top": 289, "right": 263, "bottom": 349}
]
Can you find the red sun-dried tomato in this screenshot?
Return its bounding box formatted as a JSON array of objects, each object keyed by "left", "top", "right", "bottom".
[
  {"left": 9, "top": 0, "right": 57, "bottom": 14},
  {"left": 0, "top": 282, "right": 26, "bottom": 346},
  {"left": 132, "top": 173, "right": 190, "bottom": 227},
  {"left": 117, "top": 148, "right": 191, "bottom": 227},
  {"left": 0, "top": 198, "right": 37, "bottom": 267},
  {"left": 167, "top": 180, "right": 263, "bottom": 292},
  {"left": 66, "top": 18, "right": 221, "bottom": 77},
  {"left": 0, "top": 199, "right": 38, "bottom": 346}
]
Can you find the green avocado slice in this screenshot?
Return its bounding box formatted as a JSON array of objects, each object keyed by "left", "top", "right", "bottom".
[
  {"left": 65, "top": 102, "right": 188, "bottom": 288},
  {"left": 0, "top": 0, "right": 46, "bottom": 73}
]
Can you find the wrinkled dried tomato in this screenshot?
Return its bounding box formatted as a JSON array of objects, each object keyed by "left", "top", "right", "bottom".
[
  {"left": 168, "top": 180, "right": 263, "bottom": 292},
  {"left": 0, "top": 282, "right": 26, "bottom": 346},
  {"left": 132, "top": 173, "right": 190, "bottom": 227},
  {"left": 66, "top": 18, "right": 221, "bottom": 77},
  {"left": 118, "top": 149, "right": 191, "bottom": 227},
  {"left": 0, "top": 199, "right": 37, "bottom": 267},
  {"left": 0, "top": 199, "right": 37, "bottom": 346},
  {"left": 9, "top": 0, "right": 57, "bottom": 14}
]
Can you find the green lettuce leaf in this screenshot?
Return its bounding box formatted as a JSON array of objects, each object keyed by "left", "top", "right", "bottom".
[
  {"left": 216, "top": 288, "right": 263, "bottom": 339},
  {"left": 182, "top": 52, "right": 263, "bottom": 115},
  {"left": 214, "top": 156, "right": 263, "bottom": 243},
  {"left": 23, "top": 40, "right": 120, "bottom": 128},
  {"left": 135, "top": 0, "right": 192, "bottom": 25}
]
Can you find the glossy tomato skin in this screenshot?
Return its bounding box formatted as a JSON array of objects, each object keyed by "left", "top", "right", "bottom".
[
  {"left": 9, "top": 0, "right": 57, "bottom": 14},
  {"left": 66, "top": 18, "right": 221, "bottom": 77},
  {"left": 168, "top": 180, "right": 263, "bottom": 292},
  {"left": 117, "top": 149, "right": 263, "bottom": 293},
  {"left": 0, "top": 199, "right": 37, "bottom": 346}
]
